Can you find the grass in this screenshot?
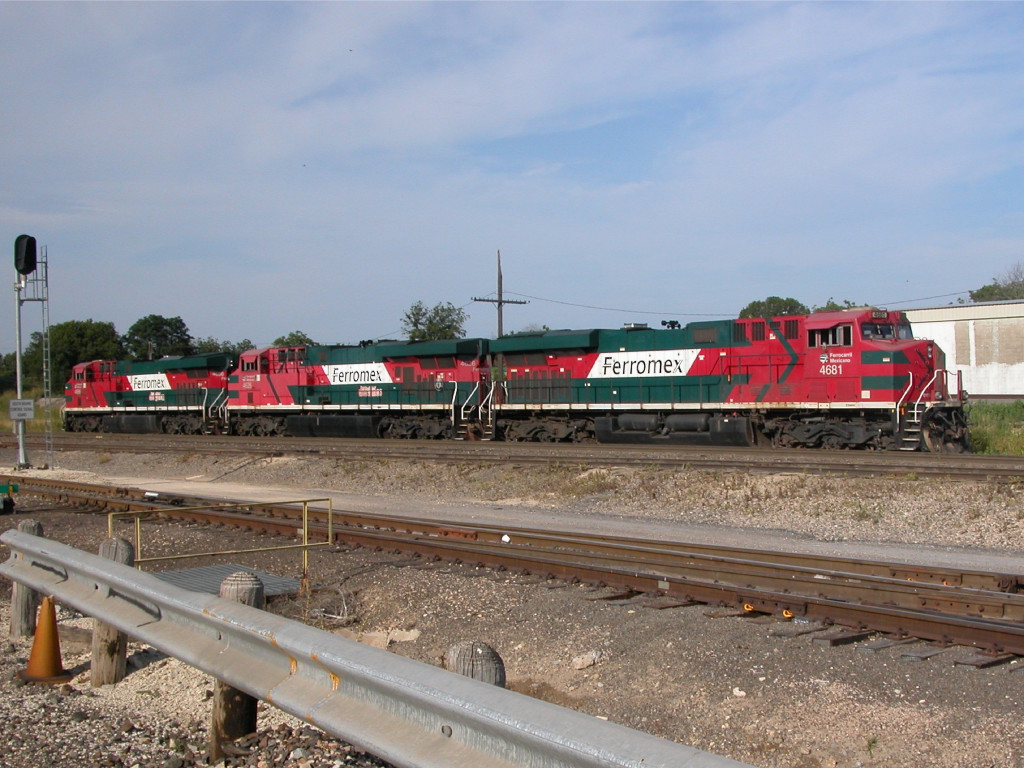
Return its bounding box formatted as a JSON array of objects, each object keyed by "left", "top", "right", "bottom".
[
  {"left": 0, "top": 388, "right": 63, "bottom": 434},
  {"left": 866, "top": 736, "right": 879, "bottom": 758},
  {"left": 966, "top": 401, "right": 1024, "bottom": 455}
]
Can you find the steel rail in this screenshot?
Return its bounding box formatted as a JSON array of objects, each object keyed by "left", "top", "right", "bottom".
[
  {"left": 0, "top": 530, "right": 751, "bottom": 768},
  {"left": 9, "top": 474, "right": 1021, "bottom": 597},
  {"left": 22, "top": 432, "right": 1024, "bottom": 481},
  {"left": 8, "top": 476, "right": 1024, "bottom": 653}
]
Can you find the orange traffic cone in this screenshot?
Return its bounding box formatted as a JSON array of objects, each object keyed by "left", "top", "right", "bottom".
[{"left": 18, "top": 595, "right": 74, "bottom": 684}]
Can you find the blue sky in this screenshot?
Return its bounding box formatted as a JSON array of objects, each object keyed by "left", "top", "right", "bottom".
[{"left": 3, "top": 2, "right": 1023, "bottom": 352}]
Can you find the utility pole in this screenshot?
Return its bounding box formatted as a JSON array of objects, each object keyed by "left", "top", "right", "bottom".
[{"left": 472, "top": 250, "right": 527, "bottom": 337}]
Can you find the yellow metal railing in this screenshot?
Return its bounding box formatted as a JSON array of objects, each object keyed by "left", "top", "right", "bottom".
[{"left": 106, "top": 497, "right": 333, "bottom": 578}]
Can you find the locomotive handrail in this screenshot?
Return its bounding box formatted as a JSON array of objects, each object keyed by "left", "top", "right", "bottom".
[
  {"left": 0, "top": 530, "right": 749, "bottom": 768},
  {"left": 896, "top": 371, "right": 914, "bottom": 414},
  {"left": 915, "top": 370, "right": 942, "bottom": 410},
  {"left": 459, "top": 381, "right": 480, "bottom": 422},
  {"left": 478, "top": 381, "right": 497, "bottom": 432},
  {"left": 480, "top": 380, "right": 496, "bottom": 411},
  {"left": 449, "top": 380, "right": 461, "bottom": 426},
  {"left": 206, "top": 387, "right": 229, "bottom": 423}
]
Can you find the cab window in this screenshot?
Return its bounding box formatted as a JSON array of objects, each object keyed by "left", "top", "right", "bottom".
[
  {"left": 860, "top": 323, "right": 895, "bottom": 340},
  {"left": 808, "top": 325, "right": 852, "bottom": 348}
]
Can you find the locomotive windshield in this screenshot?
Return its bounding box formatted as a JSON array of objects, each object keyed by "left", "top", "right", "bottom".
[
  {"left": 861, "top": 322, "right": 894, "bottom": 339},
  {"left": 860, "top": 322, "right": 915, "bottom": 341}
]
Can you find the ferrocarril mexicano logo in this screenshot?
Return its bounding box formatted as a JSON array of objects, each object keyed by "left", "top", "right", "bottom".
[{"left": 587, "top": 349, "right": 701, "bottom": 379}]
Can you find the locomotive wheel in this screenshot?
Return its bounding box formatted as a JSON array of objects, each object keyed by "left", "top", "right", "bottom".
[
  {"left": 922, "top": 409, "right": 969, "bottom": 453},
  {"left": 821, "top": 434, "right": 847, "bottom": 450}
]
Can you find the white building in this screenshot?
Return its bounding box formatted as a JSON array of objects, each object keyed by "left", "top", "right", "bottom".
[{"left": 904, "top": 301, "right": 1024, "bottom": 401}]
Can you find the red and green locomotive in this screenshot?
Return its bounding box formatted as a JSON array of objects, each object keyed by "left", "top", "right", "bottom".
[
  {"left": 490, "top": 308, "right": 967, "bottom": 451},
  {"left": 63, "top": 353, "right": 233, "bottom": 434},
  {"left": 228, "top": 338, "right": 487, "bottom": 439},
  {"left": 63, "top": 308, "right": 969, "bottom": 451}
]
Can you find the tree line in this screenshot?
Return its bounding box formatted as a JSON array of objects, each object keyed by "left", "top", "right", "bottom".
[
  {"left": 1, "top": 301, "right": 468, "bottom": 394},
  {"left": 0, "top": 315, "right": 316, "bottom": 394}
]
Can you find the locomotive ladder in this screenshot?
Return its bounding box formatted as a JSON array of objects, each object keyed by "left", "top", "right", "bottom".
[
  {"left": 898, "top": 402, "right": 924, "bottom": 451},
  {"left": 203, "top": 388, "right": 229, "bottom": 434},
  {"left": 453, "top": 381, "right": 495, "bottom": 441}
]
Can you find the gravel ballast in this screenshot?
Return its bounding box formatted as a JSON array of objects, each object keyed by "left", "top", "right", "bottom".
[{"left": 2, "top": 448, "right": 1024, "bottom": 768}]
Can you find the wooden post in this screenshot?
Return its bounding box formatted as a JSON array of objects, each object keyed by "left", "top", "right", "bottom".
[
  {"left": 90, "top": 538, "right": 135, "bottom": 686},
  {"left": 209, "top": 571, "right": 264, "bottom": 764},
  {"left": 9, "top": 519, "right": 42, "bottom": 638},
  {"left": 443, "top": 640, "right": 506, "bottom": 688}
]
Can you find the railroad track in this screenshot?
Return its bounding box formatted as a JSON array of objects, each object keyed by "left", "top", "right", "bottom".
[
  {"left": 20, "top": 433, "right": 1024, "bottom": 481},
  {"left": 6, "top": 474, "right": 1024, "bottom": 659}
]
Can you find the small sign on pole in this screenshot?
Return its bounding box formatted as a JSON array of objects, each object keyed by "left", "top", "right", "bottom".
[{"left": 9, "top": 399, "right": 34, "bottom": 421}]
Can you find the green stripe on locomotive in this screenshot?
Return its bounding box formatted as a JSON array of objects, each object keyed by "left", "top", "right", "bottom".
[
  {"left": 860, "top": 350, "right": 910, "bottom": 364},
  {"left": 106, "top": 388, "right": 214, "bottom": 408},
  {"left": 585, "top": 376, "right": 742, "bottom": 405},
  {"left": 595, "top": 320, "right": 741, "bottom": 351},
  {"left": 489, "top": 329, "right": 602, "bottom": 353},
  {"left": 292, "top": 380, "right": 479, "bottom": 407},
  {"left": 115, "top": 352, "right": 234, "bottom": 375},
  {"left": 301, "top": 338, "right": 487, "bottom": 366},
  {"left": 861, "top": 374, "right": 910, "bottom": 391}
]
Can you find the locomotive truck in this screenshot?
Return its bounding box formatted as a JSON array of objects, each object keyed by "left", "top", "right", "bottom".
[{"left": 63, "top": 307, "right": 969, "bottom": 452}]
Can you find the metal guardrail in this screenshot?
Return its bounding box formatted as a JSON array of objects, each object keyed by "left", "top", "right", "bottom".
[{"left": 0, "top": 530, "right": 751, "bottom": 768}]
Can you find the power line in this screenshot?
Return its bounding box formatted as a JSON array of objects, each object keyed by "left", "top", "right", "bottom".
[
  {"left": 504, "top": 291, "right": 731, "bottom": 318},
  {"left": 873, "top": 291, "right": 970, "bottom": 307},
  {"left": 510, "top": 288, "right": 983, "bottom": 317}
]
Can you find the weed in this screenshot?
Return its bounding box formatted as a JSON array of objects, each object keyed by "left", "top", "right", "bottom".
[
  {"left": 866, "top": 736, "right": 878, "bottom": 757},
  {"left": 850, "top": 502, "right": 881, "bottom": 524},
  {"left": 558, "top": 468, "right": 621, "bottom": 497}
]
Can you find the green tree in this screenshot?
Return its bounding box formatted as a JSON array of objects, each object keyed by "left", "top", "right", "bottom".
[
  {"left": 738, "top": 296, "right": 810, "bottom": 319},
  {"left": 969, "top": 262, "right": 1024, "bottom": 302},
  {"left": 21, "top": 319, "right": 124, "bottom": 389},
  {"left": 813, "top": 297, "right": 862, "bottom": 312},
  {"left": 122, "top": 315, "right": 194, "bottom": 359},
  {"left": 0, "top": 352, "right": 15, "bottom": 393},
  {"left": 272, "top": 331, "right": 316, "bottom": 347},
  {"left": 194, "top": 336, "right": 255, "bottom": 355},
  {"left": 401, "top": 301, "right": 468, "bottom": 341}
]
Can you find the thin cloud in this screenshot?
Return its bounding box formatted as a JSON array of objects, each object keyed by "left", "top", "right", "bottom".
[{"left": 0, "top": 3, "right": 1022, "bottom": 350}]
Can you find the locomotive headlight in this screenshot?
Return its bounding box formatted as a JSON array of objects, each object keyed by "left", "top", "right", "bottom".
[{"left": 927, "top": 344, "right": 933, "bottom": 359}]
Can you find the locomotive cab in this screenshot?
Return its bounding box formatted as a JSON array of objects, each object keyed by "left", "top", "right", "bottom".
[{"left": 63, "top": 360, "right": 119, "bottom": 432}]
